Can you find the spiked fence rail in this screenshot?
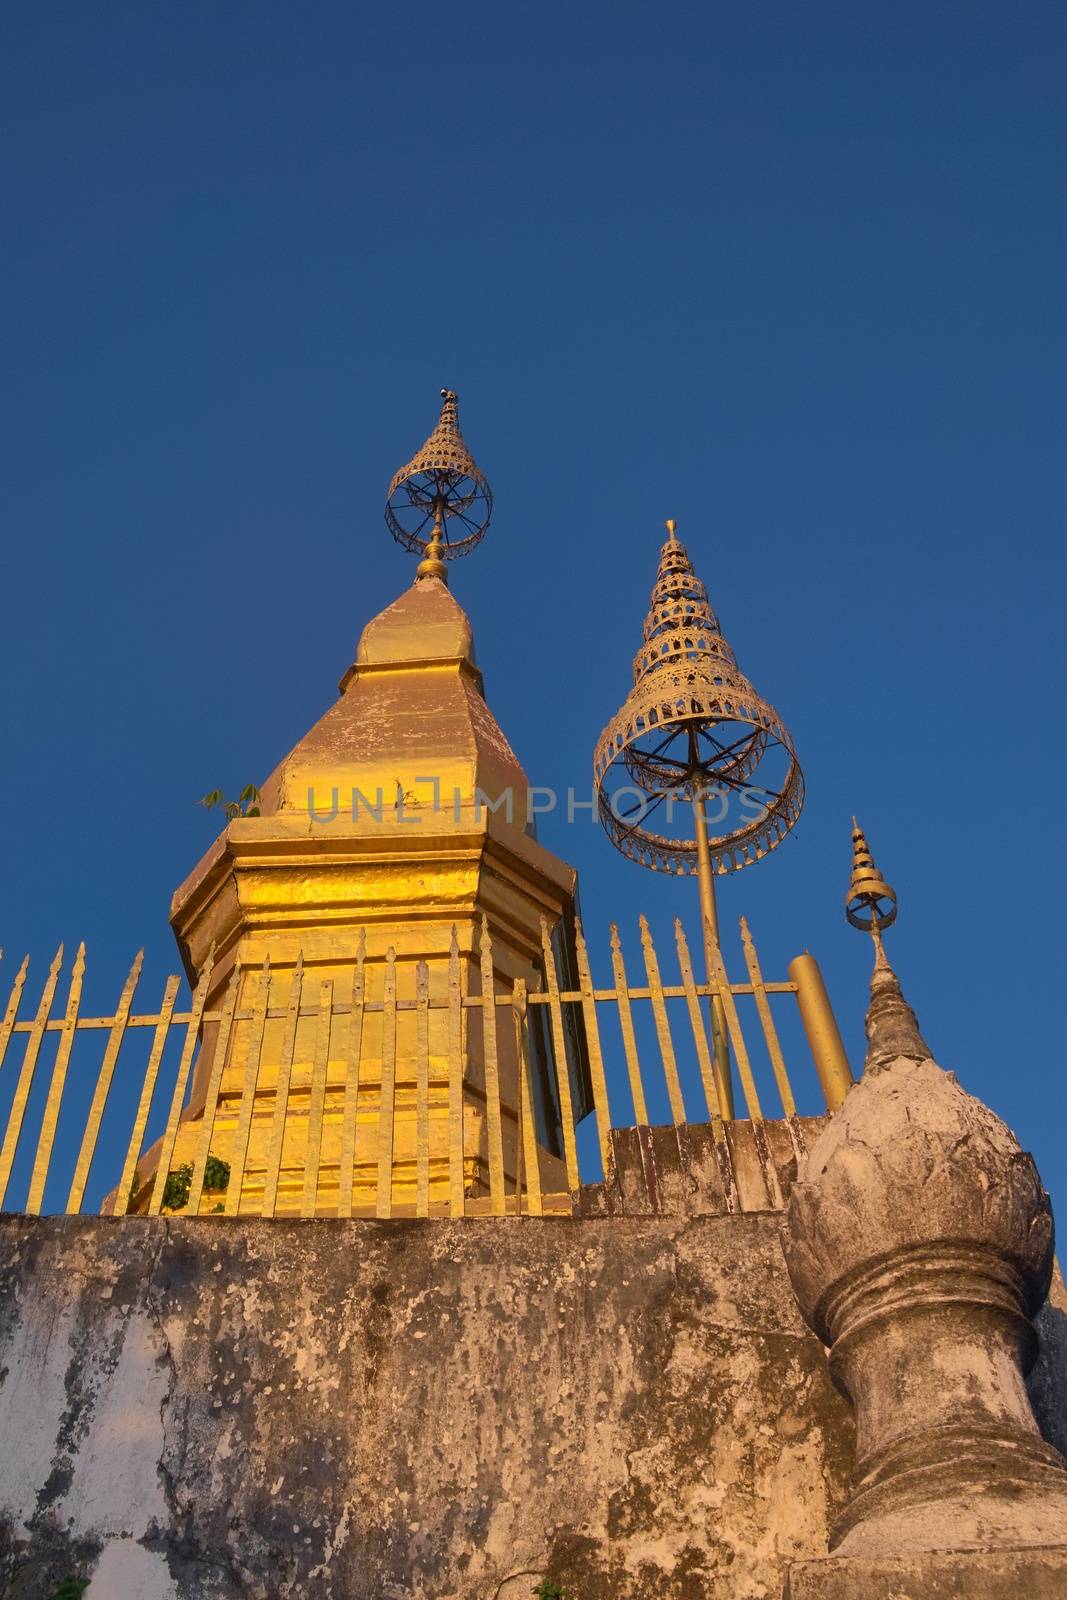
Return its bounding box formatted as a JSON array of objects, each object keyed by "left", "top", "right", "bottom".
[{"left": 0, "top": 915, "right": 851, "bottom": 1220}]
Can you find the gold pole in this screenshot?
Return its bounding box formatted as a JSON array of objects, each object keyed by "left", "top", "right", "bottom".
[
  {"left": 693, "top": 791, "right": 734, "bottom": 1118},
  {"left": 788, "top": 952, "right": 853, "bottom": 1111}
]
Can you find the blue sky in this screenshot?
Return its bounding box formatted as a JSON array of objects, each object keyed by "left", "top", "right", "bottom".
[{"left": 1, "top": 3, "right": 1065, "bottom": 1215}]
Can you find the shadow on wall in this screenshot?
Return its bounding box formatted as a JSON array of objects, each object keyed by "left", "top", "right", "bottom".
[{"left": 1031, "top": 1275, "right": 1067, "bottom": 1458}]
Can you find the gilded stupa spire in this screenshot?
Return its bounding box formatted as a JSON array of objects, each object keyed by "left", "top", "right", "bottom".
[{"left": 385, "top": 389, "right": 493, "bottom": 581}]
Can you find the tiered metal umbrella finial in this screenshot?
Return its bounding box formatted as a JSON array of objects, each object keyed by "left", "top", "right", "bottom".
[
  {"left": 593, "top": 521, "right": 804, "bottom": 877},
  {"left": 385, "top": 390, "right": 493, "bottom": 577},
  {"left": 593, "top": 521, "right": 804, "bottom": 1120}
]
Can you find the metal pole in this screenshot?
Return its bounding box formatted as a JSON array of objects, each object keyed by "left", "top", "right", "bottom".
[
  {"left": 788, "top": 952, "right": 853, "bottom": 1111},
  {"left": 693, "top": 790, "right": 734, "bottom": 1119}
]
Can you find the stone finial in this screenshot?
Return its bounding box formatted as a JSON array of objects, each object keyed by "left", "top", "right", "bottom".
[
  {"left": 863, "top": 932, "right": 929, "bottom": 1072},
  {"left": 782, "top": 942, "right": 1067, "bottom": 1557}
]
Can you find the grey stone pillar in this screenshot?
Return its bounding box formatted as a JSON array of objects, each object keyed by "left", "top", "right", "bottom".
[{"left": 782, "top": 942, "right": 1067, "bottom": 1568}]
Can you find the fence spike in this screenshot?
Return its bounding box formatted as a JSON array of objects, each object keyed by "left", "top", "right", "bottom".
[
  {"left": 478, "top": 915, "right": 506, "bottom": 1216},
  {"left": 609, "top": 923, "right": 649, "bottom": 1126},
  {"left": 741, "top": 918, "right": 806, "bottom": 1169},
  {"left": 447, "top": 927, "right": 465, "bottom": 1218},
  {"left": 705, "top": 922, "right": 764, "bottom": 1121},
  {"left": 0, "top": 955, "right": 29, "bottom": 1078},
  {"left": 539, "top": 914, "right": 580, "bottom": 1192},
  {"left": 639, "top": 916, "right": 686, "bottom": 1123},
  {"left": 337, "top": 933, "right": 366, "bottom": 1219},
  {"left": 301, "top": 978, "right": 333, "bottom": 1218},
  {"left": 375, "top": 948, "right": 398, "bottom": 1218},
  {"left": 226, "top": 958, "right": 272, "bottom": 1216},
  {"left": 573, "top": 917, "right": 612, "bottom": 1172},
  {"left": 186, "top": 964, "right": 241, "bottom": 1216},
  {"left": 740, "top": 919, "right": 798, "bottom": 1121},
  {"left": 704, "top": 919, "right": 783, "bottom": 1209},
  {"left": 115, "top": 974, "right": 181, "bottom": 1214},
  {"left": 675, "top": 919, "right": 738, "bottom": 1212},
  {"left": 673, "top": 920, "right": 727, "bottom": 1123},
  {"left": 27, "top": 943, "right": 86, "bottom": 1214},
  {"left": 65, "top": 949, "right": 143, "bottom": 1215},
  {"left": 261, "top": 952, "right": 303, "bottom": 1217},
  {"left": 148, "top": 947, "right": 215, "bottom": 1216},
  {"left": 415, "top": 960, "right": 430, "bottom": 1218},
  {"left": 513, "top": 978, "right": 542, "bottom": 1216},
  {"left": 0, "top": 946, "right": 63, "bottom": 1209}
]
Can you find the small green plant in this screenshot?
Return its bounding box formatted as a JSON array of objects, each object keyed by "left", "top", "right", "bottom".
[
  {"left": 48, "top": 1579, "right": 89, "bottom": 1600},
  {"left": 160, "top": 1157, "right": 230, "bottom": 1212},
  {"left": 161, "top": 1163, "right": 192, "bottom": 1211},
  {"left": 204, "top": 1155, "right": 230, "bottom": 1192},
  {"left": 533, "top": 1583, "right": 567, "bottom": 1600},
  {"left": 199, "top": 783, "right": 261, "bottom": 820}
]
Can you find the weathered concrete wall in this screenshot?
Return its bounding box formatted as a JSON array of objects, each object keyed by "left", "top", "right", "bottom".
[
  {"left": 1, "top": 1214, "right": 1063, "bottom": 1600},
  {"left": 0, "top": 1212, "right": 853, "bottom": 1600}
]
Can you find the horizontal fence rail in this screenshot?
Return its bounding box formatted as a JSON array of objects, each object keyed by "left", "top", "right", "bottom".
[{"left": 0, "top": 915, "right": 851, "bottom": 1221}]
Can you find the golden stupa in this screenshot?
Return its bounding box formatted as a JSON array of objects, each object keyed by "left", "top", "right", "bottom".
[{"left": 134, "top": 392, "right": 589, "bottom": 1215}]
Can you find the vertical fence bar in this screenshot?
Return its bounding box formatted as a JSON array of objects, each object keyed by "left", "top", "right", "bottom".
[
  {"left": 673, "top": 920, "right": 726, "bottom": 1122},
  {"left": 538, "top": 916, "right": 580, "bottom": 1192},
  {"left": 115, "top": 974, "right": 181, "bottom": 1214},
  {"left": 0, "top": 956, "right": 30, "bottom": 1078},
  {"left": 740, "top": 918, "right": 799, "bottom": 1122},
  {"left": 186, "top": 966, "right": 241, "bottom": 1216},
  {"left": 573, "top": 918, "right": 612, "bottom": 1172},
  {"left": 675, "top": 919, "right": 738, "bottom": 1212},
  {"left": 705, "top": 921, "right": 783, "bottom": 1208},
  {"left": 26, "top": 944, "right": 86, "bottom": 1214},
  {"left": 478, "top": 915, "right": 506, "bottom": 1216},
  {"left": 609, "top": 923, "right": 650, "bottom": 1125},
  {"left": 447, "top": 928, "right": 465, "bottom": 1219},
  {"left": 301, "top": 978, "right": 332, "bottom": 1218},
  {"left": 513, "top": 978, "right": 542, "bottom": 1216},
  {"left": 639, "top": 917, "right": 686, "bottom": 1124},
  {"left": 0, "top": 946, "right": 63, "bottom": 1209},
  {"left": 415, "top": 960, "right": 430, "bottom": 1218},
  {"left": 66, "top": 950, "right": 143, "bottom": 1215},
  {"left": 148, "top": 951, "right": 215, "bottom": 1216},
  {"left": 226, "top": 958, "right": 272, "bottom": 1217},
  {"left": 337, "top": 933, "right": 365, "bottom": 1219},
  {"left": 261, "top": 952, "right": 303, "bottom": 1217},
  {"left": 375, "top": 948, "right": 397, "bottom": 1219},
  {"left": 705, "top": 924, "right": 764, "bottom": 1120}
]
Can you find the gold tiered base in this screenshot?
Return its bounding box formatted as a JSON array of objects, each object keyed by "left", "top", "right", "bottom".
[{"left": 132, "top": 1072, "right": 569, "bottom": 1218}]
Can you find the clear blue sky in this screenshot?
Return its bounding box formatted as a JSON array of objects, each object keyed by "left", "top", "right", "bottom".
[{"left": 2, "top": 3, "right": 1065, "bottom": 1215}]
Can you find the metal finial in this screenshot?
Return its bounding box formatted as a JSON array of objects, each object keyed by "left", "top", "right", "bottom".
[
  {"left": 846, "top": 819, "right": 898, "bottom": 932},
  {"left": 386, "top": 389, "right": 493, "bottom": 563},
  {"left": 415, "top": 515, "right": 448, "bottom": 584},
  {"left": 664, "top": 518, "right": 679, "bottom": 542},
  {"left": 592, "top": 528, "right": 804, "bottom": 877}
]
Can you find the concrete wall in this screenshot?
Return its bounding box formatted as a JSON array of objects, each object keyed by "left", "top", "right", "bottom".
[
  {"left": 0, "top": 1211, "right": 853, "bottom": 1600},
  {"left": 0, "top": 1212, "right": 1063, "bottom": 1600}
]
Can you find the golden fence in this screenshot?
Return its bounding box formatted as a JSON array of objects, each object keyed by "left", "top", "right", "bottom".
[{"left": 0, "top": 914, "right": 851, "bottom": 1220}]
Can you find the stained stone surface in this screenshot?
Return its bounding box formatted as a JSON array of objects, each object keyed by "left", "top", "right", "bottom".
[
  {"left": 783, "top": 1546, "right": 1067, "bottom": 1599},
  {"left": 1, "top": 1211, "right": 1064, "bottom": 1599},
  {"left": 0, "top": 1211, "right": 854, "bottom": 1600}
]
